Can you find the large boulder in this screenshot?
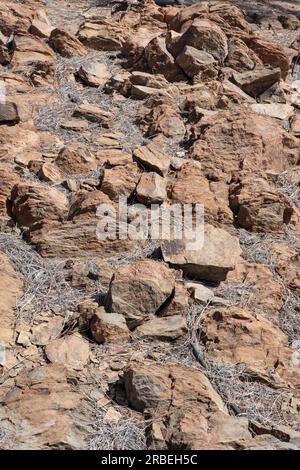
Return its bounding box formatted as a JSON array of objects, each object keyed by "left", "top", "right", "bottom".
[
  {"left": 200, "top": 307, "right": 300, "bottom": 386},
  {"left": 161, "top": 224, "right": 241, "bottom": 282},
  {"left": 232, "top": 66, "right": 281, "bottom": 98},
  {"left": 0, "top": 364, "right": 85, "bottom": 449},
  {"left": 168, "top": 19, "right": 228, "bottom": 61},
  {"left": 11, "top": 34, "right": 56, "bottom": 78},
  {"left": 105, "top": 260, "right": 175, "bottom": 328},
  {"left": 176, "top": 46, "right": 217, "bottom": 78},
  {"left": 171, "top": 162, "right": 233, "bottom": 223},
  {"left": 11, "top": 183, "right": 69, "bottom": 231},
  {"left": 190, "top": 109, "right": 300, "bottom": 180},
  {"left": 243, "top": 36, "right": 291, "bottom": 79},
  {"left": 144, "top": 36, "right": 186, "bottom": 82},
  {"left": 55, "top": 144, "right": 97, "bottom": 176},
  {"left": 49, "top": 28, "right": 87, "bottom": 57},
  {"left": 77, "top": 19, "right": 125, "bottom": 51},
  {"left": 230, "top": 177, "right": 300, "bottom": 232}
]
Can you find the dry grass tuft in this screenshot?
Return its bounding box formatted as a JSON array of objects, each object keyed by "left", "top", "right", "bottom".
[
  {"left": 0, "top": 232, "right": 86, "bottom": 322},
  {"left": 89, "top": 412, "right": 146, "bottom": 450}
]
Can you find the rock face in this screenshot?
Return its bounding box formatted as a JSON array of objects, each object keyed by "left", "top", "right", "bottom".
[
  {"left": 133, "top": 142, "right": 170, "bottom": 176},
  {"left": 11, "top": 34, "right": 56, "bottom": 77},
  {"left": 190, "top": 110, "right": 299, "bottom": 180},
  {"left": 0, "top": 364, "right": 85, "bottom": 449},
  {"left": 77, "top": 62, "right": 111, "bottom": 87},
  {"left": 122, "top": 361, "right": 257, "bottom": 449},
  {"left": 230, "top": 177, "right": 299, "bottom": 232},
  {"left": 0, "top": 252, "right": 23, "bottom": 353},
  {"left": 45, "top": 334, "right": 90, "bottom": 370},
  {"left": 11, "top": 183, "right": 69, "bottom": 230},
  {"left": 136, "top": 172, "right": 167, "bottom": 205},
  {"left": 232, "top": 66, "right": 281, "bottom": 98},
  {"left": 106, "top": 260, "right": 175, "bottom": 328},
  {"left": 169, "top": 19, "right": 228, "bottom": 61},
  {"left": 162, "top": 224, "right": 241, "bottom": 282},
  {"left": 176, "top": 46, "right": 217, "bottom": 78},
  {"left": 49, "top": 28, "right": 86, "bottom": 57},
  {"left": 91, "top": 308, "right": 130, "bottom": 344},
  {"left": 77, "top": 19, "right": 125, "bottom": 51},
  {"left": 55, "top": 144, "right": 97, "bottom": 176},
  {"left": 1, "top": 0, "right": 300, "bottom": 452}
]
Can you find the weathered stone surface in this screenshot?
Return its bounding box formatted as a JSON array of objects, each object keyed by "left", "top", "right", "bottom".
[
  {"left": 100, "top": 162, "right": 139, "bottom": 201},
  {"left": 244, "top": 36, "right": 291, "bottom": 79},
  {"left": 11, "top": 183, "right": 69, "bottom": 230},
  {"left": 106, "top": 260, "right": 175, "bottom": 328},
  {"left": 91, "top": 308, "right": 130, "bottom": 344},
  {"left": 0, "top": 364, "right": 85, "bottom": 449},
  {"left": 190, "top": 109, "right": 299, "bottom": 180},
  {"left": 145, "top": 36, "right": 186, "bottom": 82},
  {"left": 0, "top": 164, "right": 20, "bottom": 220},
  {"left": 77, "top": 20, "right": 125, "bottom": 51},
  {"left": 29, "top": 18, "right": 54, "bottom": 39},
  {"left": 11, "top": 34, "right": 56, "bottom": 77},
  {"left": 134, "top": 315, "right": 187, "bottom": 341},
  {"left": 248, "top": 103, "right": 294, "bottom": 120},
  {"left": 200, "top": 307, "right": 300, "bottom": 386},
  {"left": 49, "top": 28, "right": 86, "bottom": 57},
  {"left": 136, "top": 172, "right": 167, "bottom": 205},
  {"left": 133, "top": 142, "right": 170, "bottom": 176},
  {"left": 45, "top": 333, "right": 90, "bottom": 370},
  {"left": 77, "top": 62, "right": 111, "bottom": 87},
  {"left": 232, "top": 66, "right": 281, "bottom": 98},
  {"left": 162, "top": 224, "right": 241, "bottom": 282},
  {"left": 176, "top": 46, "right": 217, "bottom": 78},
  {"left": 226, "top": 38, "right": 261, "bottom": 72},
  {"left": 73, "top": 102, "right": 113, "bottom": 126},
  {"left": 0, "top": 252, "right": 23, "bottom": 351},
  {"left": 169, "top": 19, "right": 228, "bottom": 61},
  {"left": 171, "top": 162, "right": 232, "bottom": 223},
  {"left": 230, "top": 177, "right": 300, "bottom": 232},
  {"left": 122, "top": 361, "right": 257, "bottom": 449},
  {"left": 139, "top": 98, "right": 185, "bottom": 138},
  {"left": 55, "top": 144, "right": 97, "bottom": 176},
  {"left": 224, "top": 262, "right": 284, "bottom": 317}
]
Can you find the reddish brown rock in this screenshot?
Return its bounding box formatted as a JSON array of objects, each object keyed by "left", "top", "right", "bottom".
[
  {"left": 230, "top": 177, "right": 300, "bottom": 232},
  {"left": 55, "top": 144, "right": 97, "bottom": 176},
  {"left": 144, "top": 36, "right": 186, "bottom": 82},
  {"left": 168, "top": 19, "right": 228, "bottom": 61},
  {"left": 190, "top": 109, "right": 299, "bottom": 180},
  {"left": 232, "top": 66, "right": 281, "bottom": 98},
  {"left": 91, "top": 308, "right": 130, "bottom": 344},
  {"left": 106, "top": 259, "right": 175, "bottom": 328},
  {"left": 176, "top": 46, "right": 217, "bottom": 78},
  {"left": 136, "top": 172, "right": 167, "bottom": 205},
  {"left": 0, "top": 165, "right": 20, "bottom": 220},
  {"left": 11, "top": 183, "right": 69, "bottom": 231},
  {"left": 171, "top": 162, "right": 232, "bottom": 223},
  {"left": 133, "top": 142, "right": 170, "bottom": 176},
  {"left": 77, "top": 19, "right": 125, "bottom": 51},
  {"left": 11, "top": 34, "right": 56, "bottom": 78},
  {"left": 73, "top": 102, "right": 113, "bottom": 126},
  {"left": 244, "top": 36, "right": 290, "bottom": 79},
  {"left": 100, "top": 162, "right": 140, "bottom": 201},
  {"left": 224, "top": 262, "right": 284, "bottom": 317},
  {"left": 0, "top": 251, "right": 23, "bottom": 351},
  {"left": 49, "top": 28, "right": 86, "bottom": 57}
]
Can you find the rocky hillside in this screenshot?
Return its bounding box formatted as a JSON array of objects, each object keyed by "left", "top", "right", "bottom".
[{"left": 0, "top": 0, "right": 300, "bottom": 450}]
